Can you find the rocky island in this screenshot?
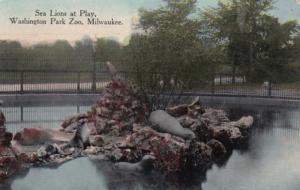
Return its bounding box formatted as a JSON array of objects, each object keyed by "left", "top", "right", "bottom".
[{"left": 0, "top": 63, "right": 253, "bottom": 181}]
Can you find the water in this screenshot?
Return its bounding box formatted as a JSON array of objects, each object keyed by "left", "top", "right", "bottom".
[
  {"left": 1, "top": 104, "right": 300, "bottom": 190},
  {"left": 203, "top": 108, "right": 300, "bottom": 190},
  {"left": 2, "top": 105, "right": 91, "bottom": 133}
]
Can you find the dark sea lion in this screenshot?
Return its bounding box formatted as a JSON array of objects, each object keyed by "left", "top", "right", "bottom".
[
  {"left": 69, "top": 121, "right": 91, "bottom": 148},
  {"left": 149, "top": 110, "right": 196, "bottom": 139}
]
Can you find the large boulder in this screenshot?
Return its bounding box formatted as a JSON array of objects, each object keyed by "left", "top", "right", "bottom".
[
  {"left": 166, "top": 97, "right": 205, "bottom": 118},
  {"left": 123, "top": 127, "right": 211, "bottom": 172},
  {"left": 202, "top": 108, "right": 230, "bottom": 125}
]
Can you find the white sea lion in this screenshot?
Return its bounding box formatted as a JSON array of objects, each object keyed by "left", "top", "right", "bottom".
[
  {"left": 149, "top": 110, "right": 196, "bottom": 140},
  {"left": 114, "top": 155, "right": 156, "bottom": 172}
]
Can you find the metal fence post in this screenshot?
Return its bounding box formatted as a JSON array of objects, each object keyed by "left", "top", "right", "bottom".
[
  {"left": 77, "top": 72, "right": 81, "bottom": 93},
  {"left": 268, "top": 81, "right": 272, "bottom": 97},
  {"left": 20, "top": 106, "right": 24, "bottom": 122},
  {"left": 211, "top": 75, "right": 215, "bottom": 95},
  {"left": 91, "top": 51, "right": 96, "bottom": 92},
  {"left": 20, "top": 71, "right": 24, "bottom": 94}
]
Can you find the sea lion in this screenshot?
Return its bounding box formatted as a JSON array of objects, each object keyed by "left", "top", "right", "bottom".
[
  {"left": 13, "top": 128, "right": 74, "bottom": 146},
  {"left": 149, "top": 110, "right": 196, "bottom": 140},
  {"left": 69, "top": 120, "right": 91, "bottom": 148},
  {"left": 114, "top": 155, "right": 156, "bottom": 172},
  {"left": 13, "top": 128, "right": 52, "bottom": 146}
]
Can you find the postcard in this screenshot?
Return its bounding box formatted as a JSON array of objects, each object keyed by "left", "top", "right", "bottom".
[{"left": 0, "top": 1, "right": 300, "bottom": 190}]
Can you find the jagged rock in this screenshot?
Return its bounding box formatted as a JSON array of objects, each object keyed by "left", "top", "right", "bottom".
[
  {"left": 0, "top": 109, "right": 22, "bottom": 180},
  {"left": 190, "top": 120, "right": 212, "bottom": 142},
  {"left": 207, "top": 139, "right": 227, "bottom": 159},
  {"left": 211, "top": 126, "right": 242, "bottom": 148},
  {"left": 188, "top": 96, "right": 201, "bottom": 108},
  {"left": 149, "top": 110, "right": 196, "bottom": 140},
  {"left": 0, "top": 111, "right": 5, "bottom": 127},
  {"left": 184, "top": 141, "right": 212, "bottom": 169},
  {"left": 228, "top": 116, "right": 254, "bottom": 130},
  {"left": 82, "top": 146, "right": 101, "bottom": 156},
  {"left": 202, "top": 108, "right": 230, "bottom": 125},
  {"left": 166, "top": 104, "right": 188, "bottom": 117},
  {"left": 0, "top": 146, "right": 20, "bottom": 180},
  {"left": 166, "top": 97, "right": 205, "bottom": 118},
  {"left": 79, "top": 77, "right": 149, "bottom": 136},
  {"left": 124, "top": 127, "right": 188, "bottom": 172},
  {"left": 61, "top": 113, "right": 89, "bottom": 130},
  {"left": 0, "top": 130, "right": 12, "bottom": 147},
  {"left": 110, "top": 148, "right": 124, "bottom": 161},
  {"left": 187, "top": 97, "right": 205, "bottom": 117},
  {"left": 177, "top": 116, "right": 198, "bottom": 128},
  {"left": 37, "top": 146, "right": 47, "bottom": 158},
  {"left": 89, "top": 135, "right": 104, "bottom": 147}
]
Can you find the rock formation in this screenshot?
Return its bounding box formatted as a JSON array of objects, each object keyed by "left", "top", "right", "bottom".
[
  {"left": 0, "top": 105, "right": 21, "bottom": 180},
  {"left": 0, "top": 62, "right": 254, "bottom": 181}
]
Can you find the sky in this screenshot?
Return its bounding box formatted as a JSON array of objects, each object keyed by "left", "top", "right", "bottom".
[{"left": 0, "top": 0, "right": 299, "bottom": 46}]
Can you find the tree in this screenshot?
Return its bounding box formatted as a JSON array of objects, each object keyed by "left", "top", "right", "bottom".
[
  {"left": 0, "top": 40, "right": 24, "bottom": 70},
  {"left": 95, "top": 38, "right": 123, "bottom": 67},
  {"left": 251, "top": 16, "right": 297, "bottom": 82},
  {"left": 51, "top": 40, "right": 74, "bottom": 68},
  {"left": 288, "top": 33, "right": 300, "bottom": 81},
  {"left": 127, "top": 0, "right": 210, "bottom": 90},
  {"left": 74, "top": 36, "right": 94, "bottom": 66},
  {"left": 202, "top": 0, "right": 275, "bottom": 83}
]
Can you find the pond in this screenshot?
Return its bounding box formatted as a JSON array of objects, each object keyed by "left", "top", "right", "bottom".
[{"left": 1, "top": 103, "right": 300, "bottom": 190}]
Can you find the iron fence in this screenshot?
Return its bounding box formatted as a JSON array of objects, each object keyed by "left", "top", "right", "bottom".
[
  {"left": 0, "top": 69, "right": 300, "bottom": 100},
  {"left": 0, "top": 69, "right": 111, "bottom": 94}
]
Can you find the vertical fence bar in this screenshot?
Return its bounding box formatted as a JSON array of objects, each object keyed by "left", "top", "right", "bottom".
[
  {"left": 211, "top": 75, "right": 215, "bottom": 95},
  {"left": 268, "top": 81, "right": 272, "bottom": 97},
  {"left": 77, "top": 105, "right": 80, "bottom": 113},
  {"left": 20, "top": 71, "right": 24, "bottom": 94},
  {"left": 91, "top": 51, "right": 96, "bottom": 92},
  {"left": 20, "top": 106, "right": 24, "bottom": 122},
  {"left": 77, "top": 72, "right": 81, "bottom": 93}
]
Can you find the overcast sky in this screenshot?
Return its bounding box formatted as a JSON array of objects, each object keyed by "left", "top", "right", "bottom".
[{"left": 0, "top": 0, "right": 299, "bottom": 45}]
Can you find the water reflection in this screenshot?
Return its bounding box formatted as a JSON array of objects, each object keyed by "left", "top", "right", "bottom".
[
  {"left": 2, "top": 105, "right": 91, "bottom": 133},
  {"left": 1, "top": 105, "right": 300, "bottom": 190},
  {"left": 11, "top": 158, "right": 107, "bottom": 190}
]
